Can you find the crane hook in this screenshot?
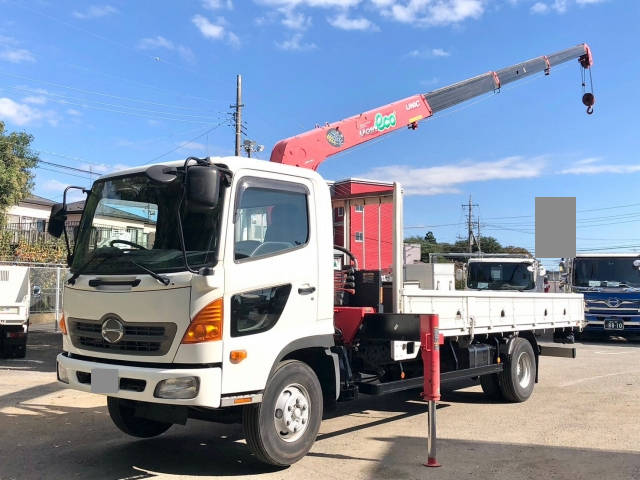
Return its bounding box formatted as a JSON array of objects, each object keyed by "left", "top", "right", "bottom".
[{"left": 582, "top": 92, "right": 595, "bottom": 115}]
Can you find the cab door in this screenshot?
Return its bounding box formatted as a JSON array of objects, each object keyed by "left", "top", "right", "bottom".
[{"left": 221, "top": 171, "right": 320, "bottom": 394}]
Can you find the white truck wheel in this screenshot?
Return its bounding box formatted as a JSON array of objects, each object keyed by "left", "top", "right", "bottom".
[{"left": 243, "top": 359, "right": 323, "bottom": 466}]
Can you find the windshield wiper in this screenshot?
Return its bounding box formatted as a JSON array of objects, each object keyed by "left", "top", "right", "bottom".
[
  {"left": 68, "top": 247, "right": 122, "bottom": 285},
  {"left": 121, "top": 256, "right": 171, "bottom": 286},
  {"left": 69, "top": 248, "right": 170, "bottom": 286}
]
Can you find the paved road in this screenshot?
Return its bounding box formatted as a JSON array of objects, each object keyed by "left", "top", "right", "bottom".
[{"left": 1, "top": 332, "right": 639, "bottom": 480}]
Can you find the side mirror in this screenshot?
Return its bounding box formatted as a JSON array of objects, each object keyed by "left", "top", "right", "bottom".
[
  {"left": 559, "top": 261, "right": 566, "bottom": 272},
  {"left": 187, "top": 166, "right": 220, "bottom": 209},
  {"left": 633, "top": 259, "right": 640, "bottom": 270},
  {"left": 32, "top": 285, "right": 41, "bottom": 297},
  {"left": 539, "top": 267, "right": 547, "bottom": 277},
  {"left": 47, "top": 203, "right": 67, "bottom": 238}
]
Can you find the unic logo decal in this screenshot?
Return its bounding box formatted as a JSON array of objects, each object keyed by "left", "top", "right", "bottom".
[{"left": 359, "top": 111, "right": 397, "bottom": 137}]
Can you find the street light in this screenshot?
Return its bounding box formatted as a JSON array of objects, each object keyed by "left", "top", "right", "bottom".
[{"left": 242, "top": 139, "right": 265, "bottom": 158}]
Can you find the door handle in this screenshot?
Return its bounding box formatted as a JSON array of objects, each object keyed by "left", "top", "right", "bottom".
[{"left": 298, "top": 286, "right": 316, "bottom": 295}]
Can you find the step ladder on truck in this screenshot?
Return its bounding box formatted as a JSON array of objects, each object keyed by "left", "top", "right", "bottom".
[{"left": 48, "top": 44, "right": 593, "bottom": 466}]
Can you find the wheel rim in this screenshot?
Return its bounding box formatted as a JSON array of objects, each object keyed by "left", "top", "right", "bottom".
[
  {"left": 273, "top": 383, "right": 310, "bottom": 443},
  {"left": 516, "top": 351, "right": 532, "bottom": 389}
]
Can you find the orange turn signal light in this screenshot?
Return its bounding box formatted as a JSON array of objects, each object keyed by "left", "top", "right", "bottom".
[
  {"left": 182, "top": 298, "right": 223, "bottom": 344},
  {"left": 59, "top": 314, "right": 67, "bottom": 335},
  {"left": 230, "top": 350, "right": 247, "bottom": 364}
]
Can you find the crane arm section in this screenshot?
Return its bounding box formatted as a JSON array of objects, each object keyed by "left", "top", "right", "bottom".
[{"left": 270, "top": 43, "right": 593, "bottom": 170}]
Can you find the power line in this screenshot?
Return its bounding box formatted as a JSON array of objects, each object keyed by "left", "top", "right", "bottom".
[
  {"left": 8, "top": 85, "right": 222, "bottom": 120},
  {"left": 147, "top": 120, "right": 230, "bottom": 163},
  {"left": 38, "top": 160, "right": 94, "bottom": 175},
  {"left": 11, "top": 2, "right": 199, "bottom": 76}
]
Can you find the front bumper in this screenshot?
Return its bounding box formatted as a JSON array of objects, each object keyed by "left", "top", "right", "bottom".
[
  {"left": 584, "top": 315, "right": 640, "bottom": 335},
  {"left": 56, "top": 353, "right": 222, "bottom": 407}
]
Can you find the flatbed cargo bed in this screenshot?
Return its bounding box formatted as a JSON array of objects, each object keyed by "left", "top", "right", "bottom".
[{"left": 401, "top": 284, "right": 584, "bottom": 337}]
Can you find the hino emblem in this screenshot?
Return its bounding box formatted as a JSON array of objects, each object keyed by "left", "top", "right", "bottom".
[
  {"left": 606, "top": 298, "right": 620, "bottom": 308},
  {"left": 101, "top": 316, "right": 124, "bottom": 344}
]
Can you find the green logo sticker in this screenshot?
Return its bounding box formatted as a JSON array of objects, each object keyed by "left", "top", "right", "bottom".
[{"left": 374, "top": 112, "right": 396, "bottom": 132}]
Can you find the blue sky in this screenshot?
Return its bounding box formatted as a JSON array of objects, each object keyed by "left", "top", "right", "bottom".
[{"left": 1, "top": 0, "right": 638, "bottom": 263}]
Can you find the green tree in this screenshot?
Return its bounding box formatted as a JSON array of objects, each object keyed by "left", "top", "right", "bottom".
[{"left": 0, "top": 121, "right": 39, "bottom": 226}]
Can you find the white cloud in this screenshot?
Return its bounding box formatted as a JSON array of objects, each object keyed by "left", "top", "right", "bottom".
[
  {"left": 0, "top": 97, "right": 58, "bottom": 126},
  {"left": 192, "top": 14, "right": 226, "bottom": 39},
  {"left": 256, "top": 0, "right": 361, "bottom": 7},
  {"left": 431, "top": 47, "right": 450, "bottom": 57},
  {"left": 559, "top": 158, "right": 640, "bottom": 175},
  {"left": 66, "top": 109, "right": 82, "bottom": 116},
  {"left": 384, "top": 0, "right": 485, "bottom": 26},
  {"left": 328, "top": 13, "right": 378, "bottom": 30},
  {"left": 276, "top": 33, "right": 317, "bottom": 51},
  {"left": 0, "top": 36, "right": 35, "bottom": 63},
  {"left": 192, "top": 14, "right": 240, "bottom": 46},
  {"left": 406, "top": 47, "right": 451, "bottom": 58},
  {"left": 0, "top": 48, "right": 35, "bottom": 63},
  {"left": 530, "top": 2, "right": 549, "bottom": 13},
  {"left": 281, "top": 8, "right": 313, "bottom": 29},
  {"left": 530, "top": 0, "right": 599, "bottom": 14},
  {"left": 137, "top": 36, "right": 195, "bottom": 63},
  {"left": 358, "top": 156, "right": 545, "bottom": 195},
  {"left": 72, "top": 5, "right": 118, "bottom": 20},
  {"left": 202, "top": 0, "right": 233, "bottom": 9},
  {"left": 22, "top": 95, "right": 47, "bottom": 105}
]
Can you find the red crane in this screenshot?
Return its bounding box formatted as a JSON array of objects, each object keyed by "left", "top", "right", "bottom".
[{"left": 270, "top": 43, "right": 594, "bottom": 171}]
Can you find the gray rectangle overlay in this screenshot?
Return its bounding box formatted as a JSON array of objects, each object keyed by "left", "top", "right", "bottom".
[
  {"left": 91, "top": 368, "right": 119, "bottom": 394},
  {"left": 535, "top": 197, "right": 576, "bottom": 258}
]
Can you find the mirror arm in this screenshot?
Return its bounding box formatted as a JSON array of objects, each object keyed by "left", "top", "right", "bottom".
[{"left": 60, "top": 186, "right": 89, "bottom": 264}]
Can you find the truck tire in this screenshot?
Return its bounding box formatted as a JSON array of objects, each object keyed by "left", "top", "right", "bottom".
[
  {"left": 242, "top": 360, "right": 323, "bottom": 466},
  {"left": 498, "top": 338, "right": 536, "bottom": 403},
  {"left": 479, "top": 373, "right": 501, "bottom": 400},
  {"left": 107, "top": 397, "right": 172, "bottom": 438}
]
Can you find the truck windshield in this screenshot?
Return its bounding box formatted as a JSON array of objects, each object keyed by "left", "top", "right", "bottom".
[
  {"left": 71, "top": 172, "right": 223, "bottom": 275},
  {"left": 573, "top": 257, "right": 640, "bottom": 288},
  {"left": 467, "top": 262, "right": 535, "bottom": 290}
]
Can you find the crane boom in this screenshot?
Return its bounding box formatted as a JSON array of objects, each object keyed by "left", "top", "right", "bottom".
[{"left": 270, "top": 43, "right": 593, "bottom": 170}]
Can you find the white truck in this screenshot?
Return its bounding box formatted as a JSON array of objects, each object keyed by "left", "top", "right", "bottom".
[
  {"left": 48, "top": 44, "right": 592, "bottom": 466},
  {"left": 0, "top": 265, "right": 32, "bottom": 358},
  {"left": 466, "top": 256, "right": 546, "bottom": 292}
]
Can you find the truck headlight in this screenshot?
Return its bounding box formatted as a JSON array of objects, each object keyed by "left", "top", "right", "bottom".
[
  {"left": 57, "top": 363, "right": 69, "bottom": 384},
  {"left": 154, "top": 377, "right": 199, "bottom": 399}
]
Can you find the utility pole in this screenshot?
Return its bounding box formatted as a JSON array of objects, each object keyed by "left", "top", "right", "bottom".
[
  {"left": 231, "top": 74, "right": 243, "bottom": 156},
  {"left": 476, "top": 215, "right": 481, "bottom": 254},
  {"left": 462, "top": 195, "right": 479, "bottom": 253}
]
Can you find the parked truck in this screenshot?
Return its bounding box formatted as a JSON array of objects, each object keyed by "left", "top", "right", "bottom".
[
  {"left": 561, "top": 253, "right": 640, "bottom": 337},
  {"left": 466, "top": 256, "right": 546, "bottom": 292},
  {"left": 49, "top": 44, "right": 592, "bottom": 466},
  {"left": 0, "top": 265, "right": 32, "bottom": 358}
]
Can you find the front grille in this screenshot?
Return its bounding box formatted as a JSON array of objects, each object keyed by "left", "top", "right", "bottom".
[{"left": 68, "top": 318, "right": 177, "bottom": 356}]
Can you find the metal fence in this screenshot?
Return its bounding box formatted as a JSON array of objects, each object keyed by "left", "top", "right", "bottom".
[
  {"left": 4, "top": 221, "right": 80, "bottom": 245},
  {"left": 0, "top": 261, "right": 69, "bottom": 331}
]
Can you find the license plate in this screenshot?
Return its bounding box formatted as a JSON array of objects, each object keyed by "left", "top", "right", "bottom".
[
  {"left": 604, "top": 319, "right": 624, "bottom": 330},
  {"left": 91, "top": 369, "right": 119, "bottom": 393}
]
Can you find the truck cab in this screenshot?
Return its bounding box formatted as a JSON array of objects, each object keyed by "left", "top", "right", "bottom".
[
  {"left": 563, "top": 254, "right": 640, "bottom": 336},
  {"left": 466, "top": 257, "right": 546, "bottom": 292}
]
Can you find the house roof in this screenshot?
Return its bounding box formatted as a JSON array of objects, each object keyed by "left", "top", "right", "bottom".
[{"left": 21, "top": 195, "right": 55, "bottom": 207}]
